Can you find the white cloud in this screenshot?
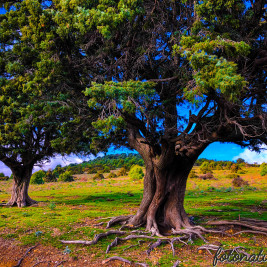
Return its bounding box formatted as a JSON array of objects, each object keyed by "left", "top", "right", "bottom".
[
  {"left": 33, "top": 153, "right": 100, "bottom": 172},
  {"left": 233, "top": 145, "right": 267, "bottom": 164},
  {"left": 0, "top": 153, "right": 104, "bottom": 176}
]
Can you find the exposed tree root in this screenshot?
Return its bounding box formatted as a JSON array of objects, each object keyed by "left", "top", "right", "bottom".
[
  {"left": 60, "top": 230, "right": 127, "bottom": 245},
  {"left": 197, "top": 244, "right": 220, "bottom": 255},
  {"left": 232, "top": 230, "right": 267, "bottom": 236},
  {"left": 146, "top": 239, "right": 168, "bottom": 255},
  {"left": 207, "top": 219, "right": 267, "bottom": 233},
  {"left": 102, "top": 256, "right": 148, "bottom": 267},
  {"left": 13, "top": 245, "right": 38, "bottom": 267},
  {"left": 60, "top": 217, "right": 267, "bottom": 266},
  {"left": 106, "top": 215, "right": 133, "bottom": 228}
]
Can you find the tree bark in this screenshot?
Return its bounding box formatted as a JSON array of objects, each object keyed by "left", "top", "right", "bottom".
[
  {"left": 129, "top": 155, "right": 195, "bottom": 234},
  {"left": 6, "top": 165, "right": 37, "bottom": 207}
]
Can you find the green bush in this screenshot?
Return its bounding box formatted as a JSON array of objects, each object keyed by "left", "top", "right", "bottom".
[
  {"left": 44, "top": 169, "right": 57, "bottom": 182},
  {"left": 129, "top": 165, "right": 144, "bottom": 180},
  {"left": 107, "top": 172, "right": 117, "bottom": 178},
  {"left": 260, "top": 163, "right": 267, "bottom": 176},
  {"left": 30, "top": 170, "right": 45, "bottom": 184},
  {"left": 188, "top": 170, "right": 198, "bottom": 179},
  {"left": 0, "top": 172, "right": 5, "bottom": 177},
  {"left": 58, "top": 171, "right": 74, "bottom": 182},
  {"left": 93, "top": 172, "right": 104, "bottom": 180}
]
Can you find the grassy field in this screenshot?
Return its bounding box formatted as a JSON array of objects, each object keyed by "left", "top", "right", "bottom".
[{"left": 0, "top": 166, "right": 266, "bottom": 266}]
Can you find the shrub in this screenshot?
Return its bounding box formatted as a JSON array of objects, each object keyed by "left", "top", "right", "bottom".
[
  {"left": 188, "top": 170, "right": 198, "bottom": 179},
  {"left": 58, "top": 171, "right": 74, "bottom": 182},
  {"left": 200, "top": 162, "right": 213, "bottom": 174},
  {"left": 93, "top": 172, "right": 104, "bottom": 180},
  {"left": 0, "top": 172, "right": 5, "bottom": 177},
  {"left": 107, "top": 172, "right": 117, "bottom": 178},
  {"left": 232, "top": 176, "right": 249, "bottom": 187},
  {"left": 117, "top": 167, "right": 128, "bottom": 176},
  {"left": 44, "top": 169, "right": 57, "bottom": 182},
  {"left": 199, "top": 172, "right": 216, "bottom": 180},
  {"left": 30, "top": 170, "right": 45, "bottom": 184},
  {"left": 260, "top": 163, "right": 267, "bottom": 176},
  {"left": 129, "top": 165, "right": 144, "bottom": 180}
]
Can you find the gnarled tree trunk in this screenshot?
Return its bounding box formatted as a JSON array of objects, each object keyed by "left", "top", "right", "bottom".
[
  {"left": 129, "top": 155, "right": 195, "bottom": 234},
  {"left": 7, "top": 165, "right": 37, "bottom": 207}
]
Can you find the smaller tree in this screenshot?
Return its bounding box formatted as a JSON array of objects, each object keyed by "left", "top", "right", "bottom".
[
  {"left": 129, "top": 165, "right": 144, "bottom": 181},
  {"left": 30, "top": 171, "right": 45, "bottom": 185}
]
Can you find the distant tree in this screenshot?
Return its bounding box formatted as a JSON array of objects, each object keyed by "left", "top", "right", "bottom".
[
  {"left": 30, "top": 170, "right": 45, "bottom": 185},
  {"left": 43, "top": 169, "right": 57, "bottom": 183},
  {"left": 236, "top": 158, "right": 246, "bottom": 164}
]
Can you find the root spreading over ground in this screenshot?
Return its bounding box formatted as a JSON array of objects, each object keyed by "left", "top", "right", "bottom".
[{"left": 60, "top": 216, "right": 267, "bottom": 266}]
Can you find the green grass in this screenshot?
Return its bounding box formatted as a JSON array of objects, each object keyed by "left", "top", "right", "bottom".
[{"left": 0, "top": 167, "right": 266, "bottom": 266}]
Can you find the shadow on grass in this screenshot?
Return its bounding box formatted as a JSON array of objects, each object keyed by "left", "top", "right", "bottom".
[{"left": 39, "top": 192, "right": 143, "bottom": 206}]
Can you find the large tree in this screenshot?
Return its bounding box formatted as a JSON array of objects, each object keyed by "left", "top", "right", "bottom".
[
  {"left": 0, "top": 0, "right": 95, "bottom": 207},
  {"left": 81, "top": 0, "right": 266, "bottom": 235}
]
